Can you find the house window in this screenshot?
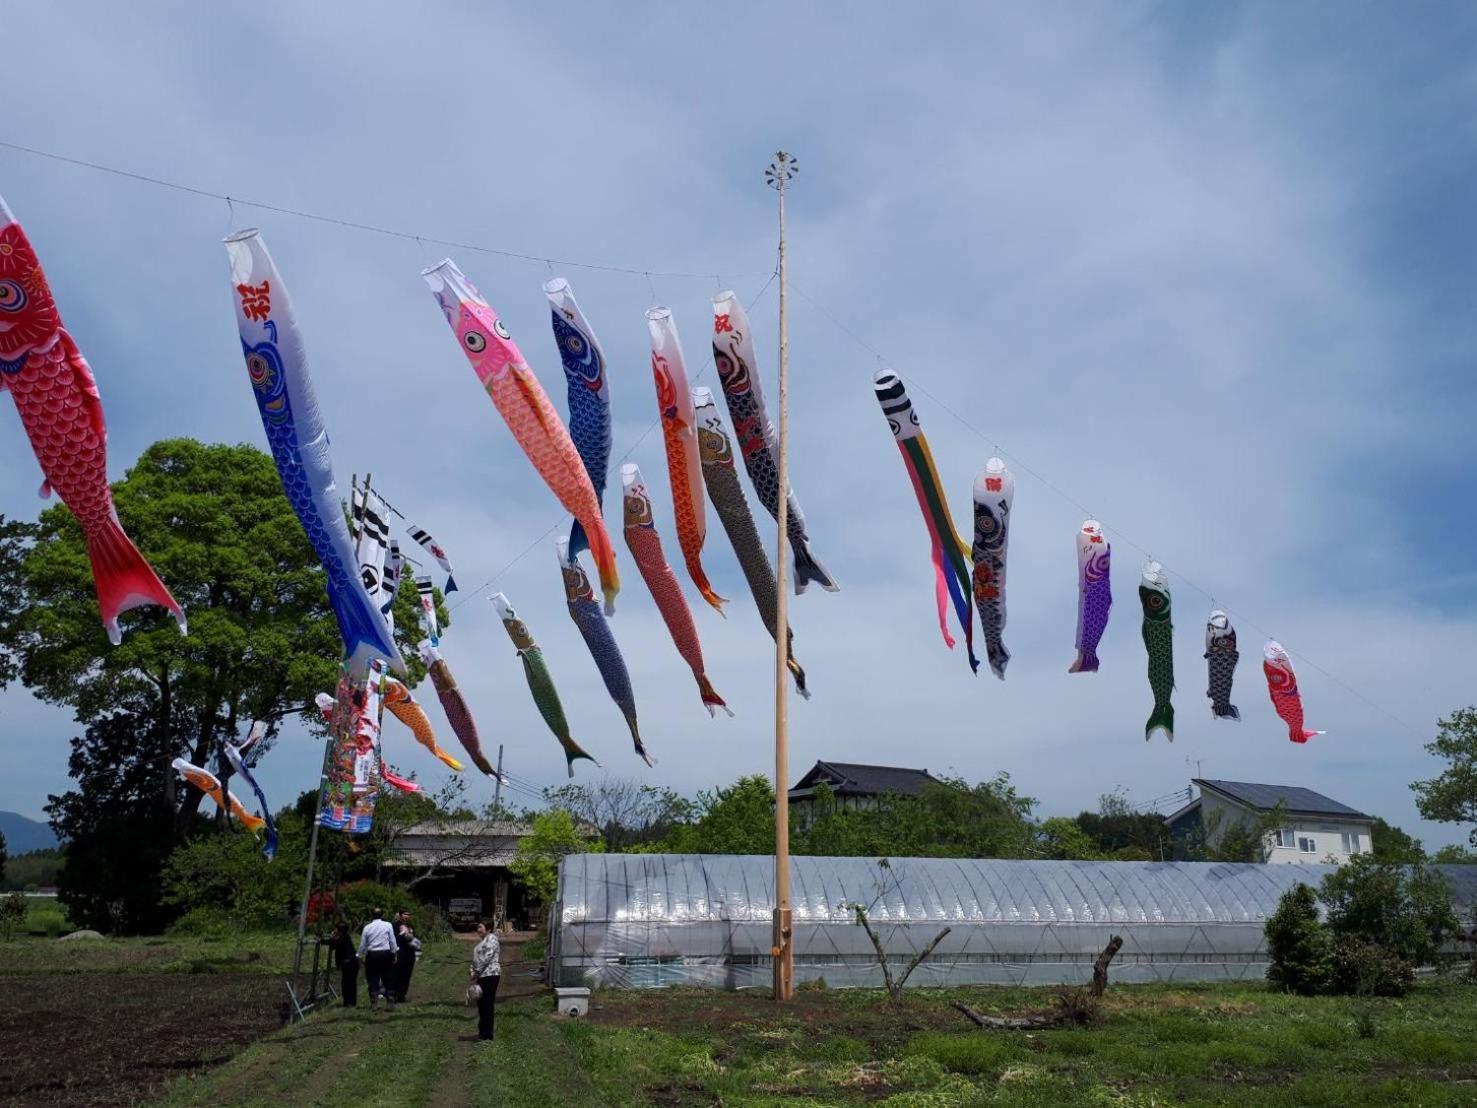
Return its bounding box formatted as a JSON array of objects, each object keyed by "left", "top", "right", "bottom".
[
  {"left": 1341, "top": 832, "right": 1361, "bottom": 854},
  {"left": 1298, "top": 837, "right": 1317, "bottom": 854},
  {"left": 1275, "top": 828, "right": 1296, "bottom": 849}
]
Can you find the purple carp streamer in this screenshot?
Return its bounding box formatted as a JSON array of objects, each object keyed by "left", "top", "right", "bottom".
[
  {"left": 419, "top": 640, "right": 499, "bottom": 778},
  {"left": 712, "top": 290, "right": 837, "bottom": 594},
  {"left": 1204, "top": 610, "right": 1241, "bottom": 721},
  {"left": 873, "top": 370, "right": 976, "bottom": 670},
  {"left": 558, "top": 537, "right": 650, "bottom": 765},
  {"left": 622, "top": 463, "right": 731, "bottom": 717},
  {"left": 545, "top": 277, "right": 611, "bottom": 559},
  {"left": 971, "top": 458, "right": 1015, "bottom": 680},
  {"left": 693, "top": 388, "right": 810, "bottom": 699},
  {"left": 492, "top": 592, "right": 599, "bottom": 778},
  {"left": 1069, "top": 521, "right": 1111, "bottom": 674},
  {"left": 223, "top": 722, "right": 279, "bottom": 860}
]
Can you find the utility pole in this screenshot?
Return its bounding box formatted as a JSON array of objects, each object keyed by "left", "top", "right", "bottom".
[
  {"left": 766, "top": 150, "right": 798, "bottom": 1002},
  {"left": 493, "top": 744, "right": 504, "bottom": 812}
]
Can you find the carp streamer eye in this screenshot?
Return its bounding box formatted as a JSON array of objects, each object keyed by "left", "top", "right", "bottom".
[
  {"left": 463, "top": 331, "right": 487, "bottom": 353},
  {"left": 0, "top": 279, "right": 27, "bottom": 312},
  {"left": 494, "top": 320, "right": 511, "bottom": 340}
]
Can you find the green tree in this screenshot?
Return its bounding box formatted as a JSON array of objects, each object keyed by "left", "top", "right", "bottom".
[
  {"left": 1265, "top": 884, "right": 1333, "bottom": 996},
  {"left": 4, "top": 439, "right": 445, "bottom": 931},
  {"left": 541, "top": 779, "right": 693, "bottom": 852},
  {"left": 510, "top": 810, "right": 603, "bottom": 904},
  {"left": 663, "top": 776, "right": 778, "bottom": 855},
  {"left": 875, "top": 775, "right": 1037, "bottom": 859},
  {"left": 793, "top": 782, "right": 876, "bottom": 857},
  {"left": 0, "top": 827, "right": 6, "bottom": 886},
  {"left": 1430, "top": 843, "right": 1477, "bottom": 864},
  {"left": 1413, "top": 707, "right": 1477, "bottom": 847},
  {"left": 0, "top": 514, "right": 34, "bottom": 689},
  {"left": 0, "top": 848, "right": 64, "bottom": 892},
  {"left": 1037, "top": 817, "right": 1105, "bottom": 860},
  {"left": 1370, "top": 817, "right": 1425, "bottom": 864},
  {"left": 1075, "top": 790, "right": 1170, "bottom": 860},
  {"left": 1318, "top": 854, "right": 1456, "bottom": 968}
]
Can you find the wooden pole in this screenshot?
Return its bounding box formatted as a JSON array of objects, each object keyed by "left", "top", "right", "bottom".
[{"left": 766, "top": 151, "right": 797, "bottom": 1002}]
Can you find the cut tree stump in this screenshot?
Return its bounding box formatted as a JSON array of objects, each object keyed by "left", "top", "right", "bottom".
[{"left": 954, "top": 934, "right": 1123, "bottom": 1031}]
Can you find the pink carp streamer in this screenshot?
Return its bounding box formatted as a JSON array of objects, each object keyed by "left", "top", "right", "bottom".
[
  {"left": 1263, "top": 641, "right": 1324, "bottom": 743},
  {"left": 647, "top": 307, "right": 725, "bottom": 614},
  {"left": 423, "top": 258, "right": 619, "bottom": 612},
  {"left": 622, "top": 463, "right": 731, "bottom": 718}
]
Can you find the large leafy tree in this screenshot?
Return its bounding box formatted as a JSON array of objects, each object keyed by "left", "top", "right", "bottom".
[
  {"left": 1412, "top": 707, "right": 1477, "bottom": 847},
  {"left": 1, "top": 438, "right": 444, "bottom": 930}
]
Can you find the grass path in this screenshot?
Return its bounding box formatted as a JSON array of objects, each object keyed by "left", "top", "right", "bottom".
[{"left": 144, "top": 943, "right": 1477, "bottom": 1107}]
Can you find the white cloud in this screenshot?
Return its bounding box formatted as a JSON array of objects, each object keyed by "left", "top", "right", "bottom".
[{"left": 0, "top": 3, "right": 1471, "bottom": 849}]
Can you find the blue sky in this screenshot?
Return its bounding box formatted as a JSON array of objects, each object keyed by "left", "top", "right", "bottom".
[{"left": 1, "top": 3, "right": 1475, "bottom": 848}]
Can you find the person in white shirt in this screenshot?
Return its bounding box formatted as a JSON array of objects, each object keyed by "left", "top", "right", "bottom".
[
  {"left": 358, "top": 908, "right": 399, "bottom": 1009},
  {"left": 469, "top": 920, "right": 502, "bottom": 1041}
]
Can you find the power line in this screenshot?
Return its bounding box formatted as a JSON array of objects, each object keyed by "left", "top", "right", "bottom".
[
  {"left": 0, "top": 138, "right": 766, "bottom": 281},
  {"left": 787, "top": 279, "right": 1425, "bottom": 741}
]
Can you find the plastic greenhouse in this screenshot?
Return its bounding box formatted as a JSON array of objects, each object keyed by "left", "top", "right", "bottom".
[{"left": 550, "top": 854, "right": 1477, "bottom": 990}]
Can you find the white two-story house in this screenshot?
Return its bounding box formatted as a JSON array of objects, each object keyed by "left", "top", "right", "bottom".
[{"left": 1165, "top": 779, "right": 1374, "bottom": 864}]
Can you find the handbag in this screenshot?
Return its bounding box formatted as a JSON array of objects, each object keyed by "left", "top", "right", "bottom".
[{"left": 466, "top": 982, "right": 483, "bottom": 1004}]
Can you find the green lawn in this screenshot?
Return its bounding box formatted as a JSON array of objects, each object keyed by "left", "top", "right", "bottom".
[
  {"left": 6, "top": 929, "right": 298, "bottom": 975},
  {"left": 136, "top": 941, "right": 1477, "bottom": 1108}
]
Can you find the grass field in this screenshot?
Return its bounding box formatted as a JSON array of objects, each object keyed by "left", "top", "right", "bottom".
[{"left": 6, "top": 931, "right": 1477, "bottom": 1107}]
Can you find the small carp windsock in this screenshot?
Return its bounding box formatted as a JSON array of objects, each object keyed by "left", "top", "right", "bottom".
[
  {"left": 694, "top": 388, "right": 810, "bottom": 699},
  {"left": 0, "top": 195, "right": 186, "bottom": 644},
  {"left": 222, "top": 723, "right": 279, "bottom": 860},
  {"left": 872, "top": 370, "right": 975, "bottom": 670},
  {"left": 228, "top": 229, "right": 402, "bottom": 677},
  {"left": 382, "top": 766, "right": 422, "bottom": 793},
  {"left": 1139, "top": 561, "right": 1175, "bottom": 741},
  {"left": 1205, "top": 610, "right": 1241, "bottom": 721},
  {"left": 622, "top": 463, "right": 731, "bottom": 717},
  {"left": 1069, "top": 521, "right": 1112, "bottom": 673},
  {"left": 1263, "top": 640, "right": 1324, "bottom": 743},
  {"left": 558, "top": 538, "right": 650, "bottom": 765},
  {"left": 418, "top": 640, "right": 499, "bottom": 777},
  {"left": 713, "top": 290, "right": 837, "bottom": 594},
  {"left": 972, "top": 458, "right": 1014, "bottom": 680},
  {"left": 380, "top": 540, "right": 404, "bottom": 624},
  {"left": 406, "top": 522, "right": 456, "bottom": 594},
  {"left": 171, "top": 758, "right": 266, "bottom": 832},
  {"left": 545, "top": 278, "right": 611, "bottom": 559},
  {"left": 415, "top": 575, "right": 441, "bottom": 646},
  {"left": 647, "top": 307, "right": 725, "bottom": 614},
  {"left": 424, "top": 259, "right": 618, "bottom": 612},
  {"left": 353, "top": 485, "right": 391, "bottom": 610},
  {"left": 491, "top": 592, "right": 599, "bottom": 778},
  {"left": 382, "top": 676, "right": 464, "bottom": 771}
]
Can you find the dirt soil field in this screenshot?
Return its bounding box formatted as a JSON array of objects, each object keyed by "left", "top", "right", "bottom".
[{"left": 0, "top": 972, "right": 286, "bottom": 1108}]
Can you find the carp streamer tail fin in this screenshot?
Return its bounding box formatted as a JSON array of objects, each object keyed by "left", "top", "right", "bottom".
[
  {"left": 88, "top": 515, "right": 186, "bottom": 645},
  {"left": 1068, "top": 650, "right": 1100, "bottom": 674},
  {"left": 696, "top": 673, "right": 733, "bottom": 718},
  {"left": 1212, "top": 703, "right": 1242, "bottom": 722},
  {"left": 1145, "top": 705, "right": 1175, "bottom": 742},
  {"left": 792, "top": 539, "right": 839, "bottom": 594}
]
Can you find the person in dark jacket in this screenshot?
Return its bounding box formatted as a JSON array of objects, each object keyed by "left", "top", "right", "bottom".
[
  {"left": 393, "top": 911, "right": 419, "bottom": 1002},
  {"left": 327, "top": 922, "right": 358, "bottom": 1007}
]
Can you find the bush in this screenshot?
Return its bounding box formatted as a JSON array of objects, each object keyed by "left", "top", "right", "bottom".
[
  {"left": 0, "top": 892, "right": 26, "bottom": 941},
  {"left": 333, "top": 880, "right": 415, "bottom": 928},
  {"left": 1319, "top": 855, "right": 1455, "bottom": 967},
  {"left": 1329, "top": 936, "right": 1415, "bottom": 998},
  {"left": 1265, "top": 884, "right": 1333, "bottom": 995},
  {"left": 25, "top": 904, "right": 69, "bottom": 938},
  {"left": 168, "top": 906, "right": 233, "bottom": 939},
  {"left": 407, "top": 901, "right": 451, "bottom": 944}
]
